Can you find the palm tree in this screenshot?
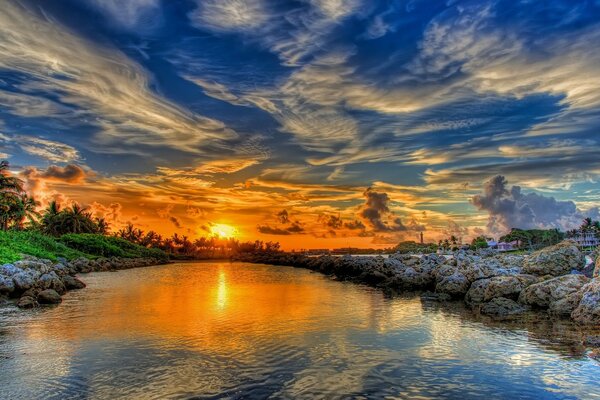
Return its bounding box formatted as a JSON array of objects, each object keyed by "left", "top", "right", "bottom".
[
  {"left": 14, "top": 194, "right": 40, "bottom": 229},
  {"left": 59, "top": 204, "right": 97, "bottom": 234},
  {"left": 0, "top": 161, "right": 24, "bottom": 192}
]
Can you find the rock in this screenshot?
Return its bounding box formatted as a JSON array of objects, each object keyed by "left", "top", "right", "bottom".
[
  {"left": 0, "top": 275, "right": 15, "bottom": 295},
  {"left": 549, "top": 291, "right": 584, "bottom": 316},
  {"left": 571, "top": 279, "right": 600, "bottom": 325},
  {"left": 17, "top": 295, "right": 38, "bottom": 309},
  {"left": 519, "top": 274, "right": 590, "bottom": 308},
  {"left": 37, "top": 289, "right": 62, "bottom": 305},
  {"left": 12, "top": 271, "right": 35, "bottom": 292},
  {"left": 420, "top": 291, "right": 452, "bottom": 302},
  {"left": 62, "top": 275, "right": 86, "bottom": 290},
  {"left": 480, "top": 297, "right": 527, "bottom": 317},
  {"left": 435, "top": 272, "right": 470, "bottom": 298},
  {"left": 0, "top": 264, "right": 19, "bottom": 277},
  {"left": 39, "top": 271, "right": 66, "bottom": 294},
  {"left": 465, "top": 278, "right": 490, "bottom": 305},
  {"left": 584, "top": 335, "right": 600, "bottom": 347},
  {"left": 522, "top": 240, "right": 585, "bottom": 276},
  {"left": 594, "top": 255, "right": 600, "bottom": 279},
  {"left": 483, "top": 275, "right": 530, "bottom": 302}
]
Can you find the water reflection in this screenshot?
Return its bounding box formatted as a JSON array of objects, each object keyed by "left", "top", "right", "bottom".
[{"left": 0, "top": 262, "right": 598, "bottom": 399}]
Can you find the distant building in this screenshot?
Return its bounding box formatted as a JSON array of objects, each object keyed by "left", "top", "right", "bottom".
[
  {"left": 572, "top": 231, "right": 600, "bottom": 249},
  {"left": 497, "top": 241, "right": 518, "bottom": 252},
  {"left": 304, "top": 249, "right": 330, "bottom": 255},
  {"left": 486, "top": 240, "right": 498, "bottom": 248}
]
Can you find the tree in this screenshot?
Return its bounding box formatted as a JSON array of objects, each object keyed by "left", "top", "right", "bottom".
[
  {"left": 0, "top": 161, "right": 40, "bottom": 230},
  {"left": 470, "top": 236, "right": 489, "bottom": 250}
]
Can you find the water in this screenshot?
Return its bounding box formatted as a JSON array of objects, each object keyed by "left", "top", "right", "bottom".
[{"left": 0, "top": 262, "right": 598, "bottom": 399}]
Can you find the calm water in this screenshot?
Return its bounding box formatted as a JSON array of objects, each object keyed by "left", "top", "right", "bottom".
[{"left": 0, "top": 262, "right": 599, "bottom": 399}]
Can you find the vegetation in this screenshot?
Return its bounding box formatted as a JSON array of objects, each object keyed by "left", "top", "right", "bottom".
[
  {"left": 500, "top": 228, "right": 564, "bottom": 250},
  {"left": 59, "top": 234, "right": 168, "bottom": 261},
  {"left": 0, "top": 161, "right": 40, "bottom": 230},
  {"left": 0, "top": 231, "right": 91, "bottom": 263},
  {"left": 394, "top": 241, "right": 438, "bottom": 254},
  {"left": 470, "top": 236, "right": 489, "bottom": 250}
]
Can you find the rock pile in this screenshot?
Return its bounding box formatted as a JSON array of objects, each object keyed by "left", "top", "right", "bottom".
[
  {"left": 235, "top": 240, "right": 599, "bottom": 325},
  {"left": 0, "top": 256, "right": 166, "bottom": 308}
]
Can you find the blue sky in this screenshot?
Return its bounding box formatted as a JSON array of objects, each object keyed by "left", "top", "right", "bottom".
[{"left": 1, "top": 0, "right": 600, "bottom": 247}]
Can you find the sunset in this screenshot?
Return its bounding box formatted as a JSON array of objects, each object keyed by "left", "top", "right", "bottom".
[{"left": 0, "top": 1, "right": 599, "bottom": 399}]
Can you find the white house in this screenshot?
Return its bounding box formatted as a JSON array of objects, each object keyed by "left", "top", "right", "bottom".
[{"left": 573, "top": 231, "right": 599, "bottom": 248}]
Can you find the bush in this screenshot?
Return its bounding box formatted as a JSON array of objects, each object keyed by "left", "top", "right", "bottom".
[
  {"left": 59, "top": 234, "right": 168, "bottom": 262},
  {"left": 0, "top": 231, "right": 168, "bottom": 264},
  {"left": 0, "top": 230, "right": 90, "bottom": 263}
]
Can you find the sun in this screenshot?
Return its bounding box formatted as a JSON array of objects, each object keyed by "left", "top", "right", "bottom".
[{"left": 210, "top": 223, "right": 238, "bottom": 239}]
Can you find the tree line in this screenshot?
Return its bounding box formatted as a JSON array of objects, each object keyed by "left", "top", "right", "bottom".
[{"left": 0, "top": 161, "right": 280, "bottom": 258}]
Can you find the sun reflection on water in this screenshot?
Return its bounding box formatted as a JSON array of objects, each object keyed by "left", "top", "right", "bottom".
[{"left": 216, "top": 268, "right": 228, "bottom": 310}]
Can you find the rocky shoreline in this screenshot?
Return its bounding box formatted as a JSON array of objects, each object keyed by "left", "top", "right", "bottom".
[
  {"left": 235, "top": 240, "right": 600, "bottom": 325},
  {"left": 0, "top": 256, "right": 168, "bottom": 308}
]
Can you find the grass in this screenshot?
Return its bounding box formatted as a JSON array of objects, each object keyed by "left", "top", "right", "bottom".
[{"left": 0, "top": 231, "right": 168, "bottom": 264}]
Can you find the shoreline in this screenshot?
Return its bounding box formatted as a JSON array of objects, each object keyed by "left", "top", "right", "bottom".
[
  {"left": 234, "top": 240, "right": 600, "bottom": 326},
  {"left": 0, "top": 255, "right": 168, "bottom": 308}
]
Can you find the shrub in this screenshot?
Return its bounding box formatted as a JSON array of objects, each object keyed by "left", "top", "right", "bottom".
[
  {"left": 0, "top": 230, "right": 90, "bottom": 263},
  {"left": 59, "top": 234, "right": 168, "bottom": 261}
]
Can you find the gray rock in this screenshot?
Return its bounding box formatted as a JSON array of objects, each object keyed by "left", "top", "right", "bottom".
[
  {"left": 571, "top": 279, "right": 600, "bottom": 325},
  {"left": 37, "top": 289, "right": 62, "bottom": 305},
  {"left": 480, "top": 297, "right": 527, "bottom": 317},
  {"left": 17, "top": 295, "right": 38, "bottom": 309},
  {"left": 522, "top": 240, "right": 585, "bottom": 276},
  {"left": 39, "top": 271, "right": 66, "bottom": 294},
  {"left": 549, "top": 291, "right": 584, "bottom": 316},
  {"left": 519, "top": 274, "right": 590, "bottom": 308},
  {"left": 12, "top": 272, "right": 35, "bottom": 292},
  {"left": 62, "top": 275, "right": 86, "bottom": 290},
  {"left": 0, "top": 275, "right": 15, "bottom": 295},
  {"left": 436, "top": 272, "right": 470, "bottom": 298},
  {"left": 0, "top": 264, "right": 19, "bottom": 277}
]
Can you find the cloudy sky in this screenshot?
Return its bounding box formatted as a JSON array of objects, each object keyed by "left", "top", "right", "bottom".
[{"left": 2, "top": 0, "right": 600, "bottom": 249}]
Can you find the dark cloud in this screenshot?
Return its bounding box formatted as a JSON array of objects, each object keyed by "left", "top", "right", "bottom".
[
  {"left": 169, "top": 216, "right": 182, "bottom": 229},
  {"left": 21, "top": 164, "right": 88, "bottom": 184},
  {"left": 359, "top": 188, "right": 408, "bottom": 232},
  {"left": 257, "top": 221, "right": 304, "bottom": 235},
  {"left": 344, "top": 220, "right": 366, "bottom": 230},
  {"left": 276, "top": 209, "right": 289, "bottom": 224},
  {"left": 471, "top": 175, "right": 592, "bottom": 235},
  {"left": 319, "top": 214, "right": 343, "bottom": 229}
]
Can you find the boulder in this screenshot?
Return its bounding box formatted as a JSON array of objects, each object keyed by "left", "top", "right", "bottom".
[
  {"left": 549, "top": 291, "right": 584, "bottom": 316},
  {"left": 571, "top": 279, "right": 600, "bottom": 325},
  {"left": 0, "top": 275, "right": 15, "bottom": 295},
  {"left": 12, "top": 271, "right": 35, "bottom": 292},
  {"left": 0, "top": 263, "right": 19, "bottom": 277},
  {"left": 62, "top": 275, "right": 86, "bottom": 290},
  {"left": 17, "top": 295, "right": 38, "bottom": 309},
  {"left": 39, "top": 271, "right": 66, "bottom": 294},
  {"left": 37, "top": 289, "right": 62, "bottom": 305},
  {"left": 594, "top": 255, "right": 600, "bottom": 279},
  {"left": 483, "top": 275, "right": 530, "bottom": 302},
  {"left": 465, "top": 278, "right": 490, "bottom": 305},
  {"left": 435, "top": 272, "right": 470, "bottom": 298},
  {"left": 480, "top": 297, "right": 527, "bottom": 317},
  {"left": 522, "top": 240, "right": 585, "bottom": 276},
  {"left": 519, "top": 274, "right": 589, "bottom": 308}
]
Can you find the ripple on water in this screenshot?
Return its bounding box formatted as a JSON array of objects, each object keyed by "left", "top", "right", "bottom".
[{"left": 0, "top": 262, "right": 599, "bottom": 399}]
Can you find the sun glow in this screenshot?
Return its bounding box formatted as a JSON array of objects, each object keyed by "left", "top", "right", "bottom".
[{"left": 210, "top": 223, "right": 238, "bottom": 239}]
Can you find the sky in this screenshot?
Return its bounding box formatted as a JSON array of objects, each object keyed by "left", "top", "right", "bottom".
[{"left": 1, "top": 0, "right": 600, "bottom": 249}]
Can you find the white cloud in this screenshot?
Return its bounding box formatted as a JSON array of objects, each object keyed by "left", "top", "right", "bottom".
[
  {"left": 189, "top": 0, "right": 270, "bottom": 32},
  {"left": 0, "top": 3, "right": 237, "bottom": 155},
  {"left": 13, "top": 136, "right": 81, "bottom": 163},
  {"left": 85, "top": 0, "right": 161, "bottom": 31}
]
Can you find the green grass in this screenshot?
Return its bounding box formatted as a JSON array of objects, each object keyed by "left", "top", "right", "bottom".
[
  {"left": 0, "top": 231, "right": 168, "bottom": 264},
  {"left": 59, "top": 234, "right": 168, "bottom": 261},
  {"left": 0, "top": 231, "right": 91, "bottom": 263}
]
